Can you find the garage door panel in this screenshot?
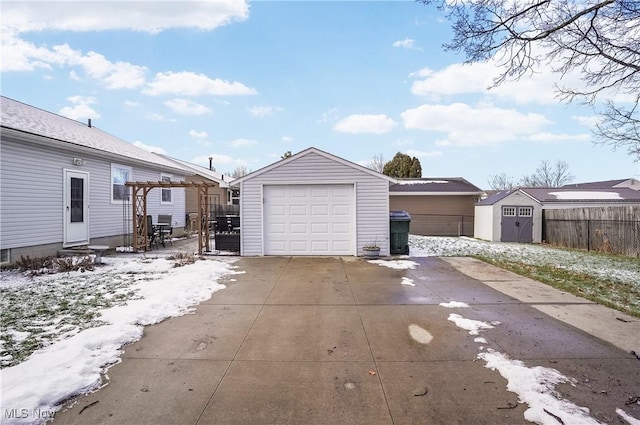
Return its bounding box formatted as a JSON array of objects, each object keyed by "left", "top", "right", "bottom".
[{"left": 264, "top": 184, "right": 353, "bottom": 255}]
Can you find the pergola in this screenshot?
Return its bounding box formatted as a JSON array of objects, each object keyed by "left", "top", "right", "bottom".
[{"left": 125, "top": 181, "right": 220, "bottom": 254}]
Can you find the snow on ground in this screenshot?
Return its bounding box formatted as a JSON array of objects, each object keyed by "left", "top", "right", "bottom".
[
  {"left": 0, "top": 254, "right": 241, "bottom": 425},
  {"left": 446, "top": 303, "right": 640, "bottom": 425},
  {"left": 368, "top": 259, "right": 419, "bottom": 270},
  {"left": 409, "top": 235, "right": 640, "bottom": 286},
  {"left": 439, "top": 301, "right": 469, "bottom": 308}
]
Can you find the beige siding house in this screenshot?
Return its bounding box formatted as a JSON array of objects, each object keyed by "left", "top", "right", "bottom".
[{"left": 389, "top": 178, "right": 482, "bottom": 236}]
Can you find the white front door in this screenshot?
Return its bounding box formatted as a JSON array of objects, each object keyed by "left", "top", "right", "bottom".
[
  {"left": 263, "top": 184, "right": 354, "bottom": 255},
  {"left": 63, "top": 169, "right": 89, "bottom": 247}
]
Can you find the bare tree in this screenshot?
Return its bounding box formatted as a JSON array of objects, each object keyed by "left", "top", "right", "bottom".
[
  {"left": 229, "top": 166, "right": 250, "bottom": 178},
  {"left": 487, "top": 172, "right": 517, "bottom": 190},
  {"left": 520, "top": 160, "right": 575, "bottom": 187},
  {"left": 366, "top": 153, "right": 386, "bottom": 173},
  {"left": 419, "top": 0, "right": 640, "bottom": 161}
]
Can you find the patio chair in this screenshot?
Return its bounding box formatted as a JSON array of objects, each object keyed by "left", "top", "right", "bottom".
[
  {"left": 157, "top": 214, "right": 173, "bottom": 246},
  {"left": 146, "top": 215, "right": 159, "bottom": 249}
]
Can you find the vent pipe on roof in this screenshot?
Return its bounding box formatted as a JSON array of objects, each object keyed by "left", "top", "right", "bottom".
[
  {"left": 209, "top": 156, "right": 213, "bottom": 171},
  {"left": 88, "top": 119, "right": 92, "bottom": 128}
]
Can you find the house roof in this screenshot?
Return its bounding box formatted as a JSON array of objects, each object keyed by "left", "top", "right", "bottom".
[
  {"left": 231, "top": 147, "right": 398, "bottom": 186},
  {"left": 157, "top": 154, "right": 231, "bottom": 187},
  {"left": 561, "top": 178, "right": 640, "bottom": 190},
  {"left": 477, "top": 187, "right": 640, "bottom": 205},
  {"left": 390, "top": 177, "right": 482, "bottom": 195},
  {"left": 1, "top": 96, "right": 189, "bottom": 174}
]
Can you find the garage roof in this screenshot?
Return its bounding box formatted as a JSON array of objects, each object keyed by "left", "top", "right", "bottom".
[
  {"left": 231, "top": 147, "right": 398, "bottom": 185},
  {"left": 477, "top": 187, "right": 640, "bottom": 205},
  {"left": 390, "top": 177, "right": 482, "bottom": 195}
]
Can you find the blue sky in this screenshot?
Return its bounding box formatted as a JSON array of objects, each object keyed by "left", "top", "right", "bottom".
[{"left": 2, "top": 0, "right": 638, "bottom": 187}]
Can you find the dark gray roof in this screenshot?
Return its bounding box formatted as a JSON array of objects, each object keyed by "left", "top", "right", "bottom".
[
  {"left": 1, "top": 96, "right": 187, "bottom": 172},
  {"left": 521, "top": 187, "right": 640, "bottom": 203},
  {"left": 390, "top": 177, "right": 482, "bottom": 194},
  {"left": 561, "top": 179, "right": 628, "bottom": 189},
  {"left": 478, "top": 187, "right": 640, "bottom": 205}
]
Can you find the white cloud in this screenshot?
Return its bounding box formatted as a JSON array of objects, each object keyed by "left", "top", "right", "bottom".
[
  {"left": 230, "top": 138, "right": 258, "bottom": 147},
  {"left": 124, "top": 100, "right": 141, "bottom": 108},
  {"left": 401, "top": 103, "right": 552, "bottom": 146},
  {"left": 164, "top": 99, "right": 212, "bottom": 115},
  {"left": 248, "top": 105, "right": 281, "bottom": 117},
  {"left": 405, "top": 149, "right": 444, "bottom": 158},
  {"left": 334, "top": 114, "right": 398, "bottom": 134},
  {"left": 132, "top": 141, "right": 166, "bottom": 155},
  {"left": 526, "top": 132, "right": 590, "bottom": 142},
  {"left": 0, "top": 34, "right": 147, "bottom": 89},
  {"left": 144, "top": 71, "right": 257, "bottom": 96},
  {"left": 572, "top": 115, "right": 599, "bottom": 128},
  {"left": 317, "top": 108, "right": 339, "bottom": 123},
  {"left": 147, "top": 112, "right": 168, "bottom": 122},
  {"left": 282, "top": 136, "right": 294, "bottom": 143},
  {"left": 2, "top": 0, "right": 249, "bottom": 34},
  {"left": 58, "top": 96, "right": 100, "bottom": 120},
  {"left": 189, "top": 130, "right": 208, "bottom": 139},
  {"left": 393, "top": 38, "right": 417, "bottom": 49}
]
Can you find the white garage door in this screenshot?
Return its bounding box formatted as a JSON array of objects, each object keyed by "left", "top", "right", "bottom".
[{"left": 264, "top": 184, "right": 354, "bottom": 255}]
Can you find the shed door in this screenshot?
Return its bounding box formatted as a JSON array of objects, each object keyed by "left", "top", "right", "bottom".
[
  {"left": 263, "top": 184, "right": 354, "bottom": 255},
  {"left": 63, "top": 170, "right": 90, "bottom": 247},
  {"left": 501, "top": 206, "right": 533, "bottom": 243}
]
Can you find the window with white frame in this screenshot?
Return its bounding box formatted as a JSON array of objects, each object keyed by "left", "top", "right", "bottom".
[
  {"left": 161, "top": 174, "right": 172, "bottom": 204},
  {"left": 519, "top": 207, "right": 533, "bottom": 217},
  {"left": 111, "top": 164, "right": 131, "bottom": 203},
  {"left": 502, "top": 206, "right": 516, "bottom": 217}
]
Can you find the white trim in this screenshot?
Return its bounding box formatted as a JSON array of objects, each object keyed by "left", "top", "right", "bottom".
[
  {"left": 63, "top": 168, "right": 90, "bottom": 248},
  {"left": 160, "top": 173, "right": 173, "bottom": 205},
  {"left": 110, "top": 163, "right": 132, "bottom": 204}
]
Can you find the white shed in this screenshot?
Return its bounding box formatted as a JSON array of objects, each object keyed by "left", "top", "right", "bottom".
[
  {"left": 232, "top": 147, "right": 396, "bottom": 256},
  {"left": 475, "top": 185, "right": 640, "bottom": 243}
]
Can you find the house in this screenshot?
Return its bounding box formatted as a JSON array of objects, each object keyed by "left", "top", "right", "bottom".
[
  {"left": 474, "top": 185, "right": 640, "bottom": 243},
  {"left": 0, "top": 96, "right": 191, "bottom": 264},
  {"left": 389, "top": 178, "right": 483, "bottom": 236},
  {"left": 561, "top": 178, "right": 640, "bottom": 190},
  {"left": 231, "top": 147, "right": 397, "bottom": 256}
]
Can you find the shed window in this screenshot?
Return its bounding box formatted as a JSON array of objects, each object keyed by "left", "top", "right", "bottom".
[
  {"left": 111, "top": 164, "right": 131, "bottom": 203},
  {"left": 519, "top": 207, "right": 533, "bottom": 217},
  {"left": 502, "top": 207, "right": 516, "bottom": 217},
  {"left": 161, "top": 174, "right": 172, "bottom": 204}
]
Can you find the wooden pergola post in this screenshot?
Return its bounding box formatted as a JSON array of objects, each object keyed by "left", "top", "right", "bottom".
[{"left": 126, "top": 181, "right": 218, "bottom": 254}]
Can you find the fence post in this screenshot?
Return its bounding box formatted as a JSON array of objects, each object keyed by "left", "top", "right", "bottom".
[{"left": 587, "top": 219, "right": 590, "bottom": 252}]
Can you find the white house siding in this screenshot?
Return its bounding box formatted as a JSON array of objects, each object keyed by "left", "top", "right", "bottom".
[
  {"left": 473, "top": 205, "right": 495, "bottom": 241},
  {"left": 0, "top": 138, "right": 185, "bottom": 253},
  {"left": 239, "top": 151, "right": 390, "bottom": 256}
]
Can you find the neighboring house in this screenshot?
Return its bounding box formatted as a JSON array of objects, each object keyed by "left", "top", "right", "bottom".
[
  {"left": 0, "top": 96, "right": 191, "bottom": 264},
  {"left": 231, "top": 147, "right": 397, "bottom": 256},
  {"left": 474, "top": 185, "right": 640, "bottom": 243},
  {"left": 561, "top": 178, "right": 640, "bottom": 190},
  {"left": 389, "top": 178, "right": 483, "bottom": 236},
  {"left": 157, "top": 155, "right": 233, "bottom": 221}
]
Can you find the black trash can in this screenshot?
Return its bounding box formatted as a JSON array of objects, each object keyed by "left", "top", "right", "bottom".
[{"left": 389, "top": 211, "right": 411, "bottom": 255}]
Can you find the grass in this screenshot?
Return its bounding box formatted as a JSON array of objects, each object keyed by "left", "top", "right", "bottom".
[{"left": 475, "top": 253, "right": 640, "bottom": 318}]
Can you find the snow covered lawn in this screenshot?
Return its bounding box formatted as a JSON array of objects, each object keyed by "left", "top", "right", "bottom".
[
  {"left": 0, "top": 253, "right": 241, "bottom": 424},
  {"left": 409, "top": 235, "right": 640, "bottom": 317}
]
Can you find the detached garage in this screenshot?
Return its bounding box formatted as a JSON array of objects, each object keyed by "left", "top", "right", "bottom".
[{"left": 232, "top": 147, "right": 396, "bottom": 256}]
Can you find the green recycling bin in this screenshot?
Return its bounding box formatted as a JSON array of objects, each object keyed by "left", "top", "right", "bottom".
[{"left": 389, "top": 211, "right": 411, "bottom": 255}]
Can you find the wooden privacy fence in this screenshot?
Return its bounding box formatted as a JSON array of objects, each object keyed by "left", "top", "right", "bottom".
[
  {"left": 543, "top": 206, "right": 640, "bottom": 257},
  {"left": 407, "top": 214, "right": 474, "bottom": 237}
]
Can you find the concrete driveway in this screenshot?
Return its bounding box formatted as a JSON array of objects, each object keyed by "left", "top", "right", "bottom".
[{"left": 54, "top": 256, "right": 639, "bottom": 425}]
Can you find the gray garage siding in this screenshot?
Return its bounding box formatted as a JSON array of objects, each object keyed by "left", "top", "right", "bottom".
[{"left": 239, "top": 151, "right": 390, "bottom": 256}]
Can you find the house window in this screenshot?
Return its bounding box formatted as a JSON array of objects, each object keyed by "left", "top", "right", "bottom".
[
  {"left": 111, "top": 164, "right": 132, "bottom": 203},
  {"left": 161, "top": 174, "right": 172, "bottom": 204},
  {"left": 0, "top": 249, "right": 9, "bottom": 264},
  {"left": 502, "top": 207, "right": 516, "bottom": 217},
  {"left": 519, "top": 207, "right": 533, "bottom": 217},
  {"left": 228, "top": 188, "right": 240, "bottom": 205}
]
